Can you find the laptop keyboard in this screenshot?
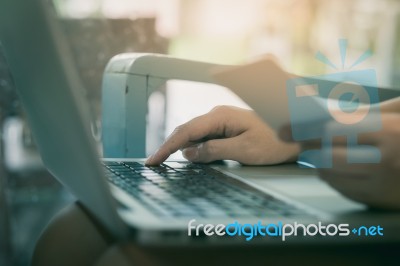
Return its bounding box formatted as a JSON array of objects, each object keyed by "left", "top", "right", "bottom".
[{"left": 103, "top": 161, "right": 308, "bottom": 219}]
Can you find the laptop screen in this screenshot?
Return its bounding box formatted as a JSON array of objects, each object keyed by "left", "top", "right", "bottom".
[{"left": 0, "top": 0, "right": 127, "bottom": 239}]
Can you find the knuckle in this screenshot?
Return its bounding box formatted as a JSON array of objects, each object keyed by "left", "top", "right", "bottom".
[
  {"left": 211, "top": 105, "right": 230, "bottom": 114},
  {"left": 202, "top": 141, "right": 216, "bottom": 155},
  {"left": 196, "top": 142, "right": 218, "bottom": 163},
  {"left": 210, "top": 106, "right": 231, "bottom": 132},
  {"left": 172, "top": 124, "right": 185, "bottom": 134}
]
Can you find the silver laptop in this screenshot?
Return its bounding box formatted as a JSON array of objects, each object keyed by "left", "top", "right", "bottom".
[{"left": 1, "top": 0, "right": 399, "bottom": 245}]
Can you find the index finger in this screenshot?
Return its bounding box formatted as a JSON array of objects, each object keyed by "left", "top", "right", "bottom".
[{"left": 145, "top": 112, "right": 226, "bottom": 165}]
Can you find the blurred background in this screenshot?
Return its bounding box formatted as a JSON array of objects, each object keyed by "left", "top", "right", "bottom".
[{"left": 0, "top": 0, "right": 399, "bottom": 264}]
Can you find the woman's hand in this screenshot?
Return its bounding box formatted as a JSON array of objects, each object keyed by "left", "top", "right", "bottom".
[{"left": 146, "top": 105, "right": 299, "bottom": 165}]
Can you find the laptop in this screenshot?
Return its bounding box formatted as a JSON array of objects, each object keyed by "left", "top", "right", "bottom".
[{"left": 1, "top": 0, "right": 399, "bottom": 245}]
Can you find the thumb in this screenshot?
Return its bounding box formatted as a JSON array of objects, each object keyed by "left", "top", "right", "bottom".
[{"left": 182, "top": 138, "right": 239, "bottom": 163}]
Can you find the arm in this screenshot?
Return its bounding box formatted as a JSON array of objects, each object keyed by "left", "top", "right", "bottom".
[
  {"left": 279, "top": 97, "right": 400, "bottom": 210},
  {"left": 146, "top": 105, "right": 299, "bottom": 166},
  {"left": 379, "top": 97, "right": 400, "bottom": 113}
]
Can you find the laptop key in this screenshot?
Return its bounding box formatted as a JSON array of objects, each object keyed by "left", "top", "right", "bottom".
[{"left": 103, "top": 161, "right": 122, "bottom": 166}]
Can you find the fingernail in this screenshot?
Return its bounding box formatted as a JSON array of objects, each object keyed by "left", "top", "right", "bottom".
[
  {"left": 182, "top": 147, "right": 199, "bottom": 161},
  {"left": 145, "top": 154, "right": 154, "bottom": 165}
]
